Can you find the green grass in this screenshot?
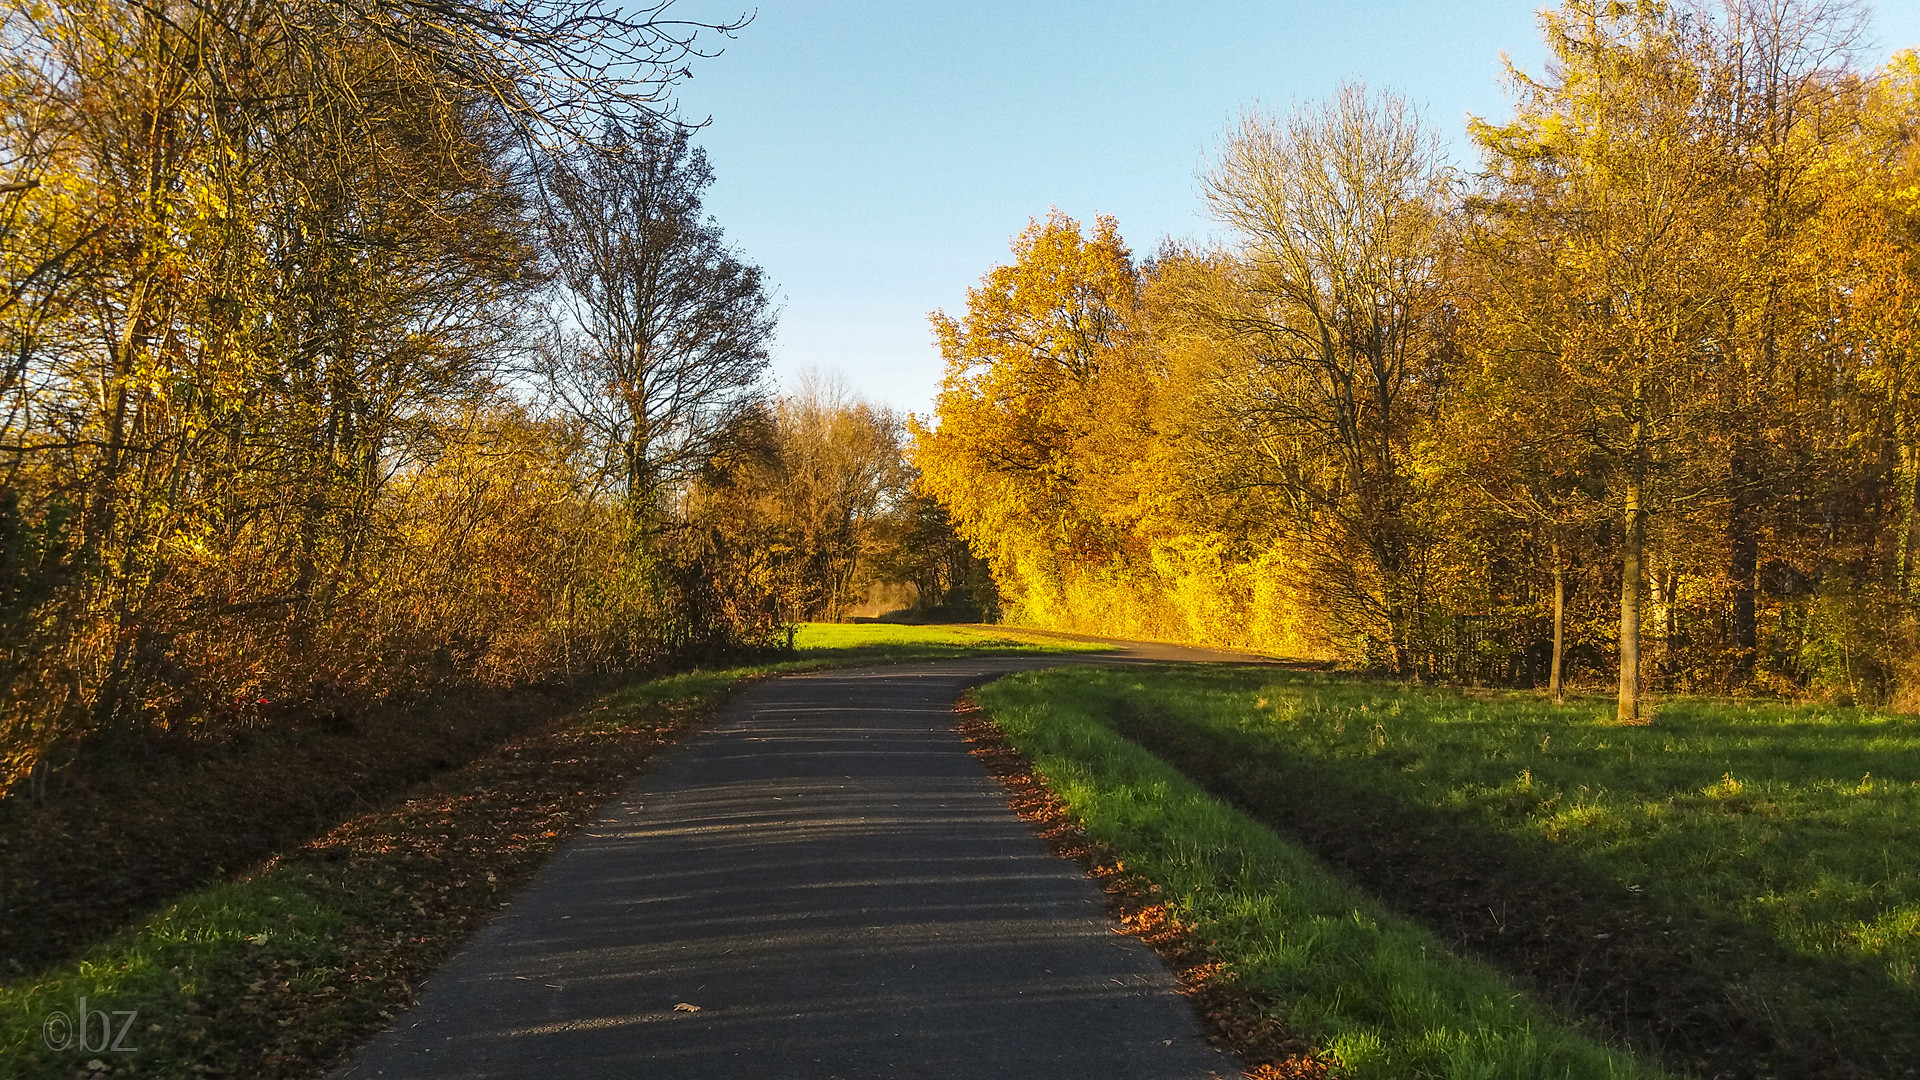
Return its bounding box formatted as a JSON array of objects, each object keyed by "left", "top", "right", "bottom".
[
  {"left": 1, "top": 875, "right": 359, "bottom": 1077},
  {"left": 977, "top": 665, "right": 1920, "bottom": 1075},
  {"left": 972, "top": 669, "right": 1663, "bottom": 1080},
  {"left": 790, "top": 620, "right": 1110, "bottom": 659},
  {"left": 0, "top": 622, "right": 1095, "bottom": 1079},
  {"left": 1033, "top": 666, "right": 1920, "bottom": 989}
]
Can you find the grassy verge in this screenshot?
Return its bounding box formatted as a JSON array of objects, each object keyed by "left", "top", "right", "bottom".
[
  {"left": 790, "top": 620, "right": 1110, "bottom": 658},
  {"left": 979, "top": 665, "right": 1920, "bottom": 1079},
  {"left": 0, "top": 623, "right": 1095, "bottom": 1080},
  {"left": 970, "top": 668, "right": 1664, "bottom": 1080}
]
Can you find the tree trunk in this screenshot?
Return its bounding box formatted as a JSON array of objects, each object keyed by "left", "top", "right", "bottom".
[
  {"left": 1618, "top": 480, "right": 1646, "bottom": 724},
  {"left": 1551, "top": 540, "right": 1566, "bottom": 706},
  {"left": 1728, "top": 438, "right": 1759, "bottom": 683},
  {"left": 1896, "top": 393, "right": 1918, "bottom": 598},
  {"left": 1661, "top": 559, "right": 1680, "bottom": 680},
  {"left": 1373, "top": 536, "right": 1414, "bottom": 678}
]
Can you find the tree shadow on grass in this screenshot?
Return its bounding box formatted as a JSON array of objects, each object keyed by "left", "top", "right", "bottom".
[
  {"left": 0, "top": 681, "right": 605, "bottom": 977},
  {"left": 1102, "top": 692, "right": 1920, "bottom": 1080}
]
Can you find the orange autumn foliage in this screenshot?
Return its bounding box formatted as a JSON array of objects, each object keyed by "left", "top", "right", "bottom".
[
  {"left": 915, "top": 12, "right": 1920, "bottom": 710},
  {"left": 912, "top": 213, "right": 1335, "bottom": 658}
]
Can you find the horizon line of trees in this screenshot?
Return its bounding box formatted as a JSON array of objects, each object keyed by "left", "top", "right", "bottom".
[{"left": 914, "top": 0, "right": 1920, "bottom": 721}]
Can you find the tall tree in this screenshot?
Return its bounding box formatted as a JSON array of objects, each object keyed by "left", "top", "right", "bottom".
[
  {"left": 1442, "top": 226, "right": 1608, "bottom": 702},
  {"left": 538, "top": 117, "right": 776, "bottom": 529},
  {"left": 911, "top": 212, "right": 1153, "bottom": 619},
  {"left": 1848, "top": 54, "right": 1920, "bottom": 602},
  {"left": 1474, "top": 0, "right": 1732, "bottom": 721},
  {"left": 1194, "top": 82, "right": 1453, "bottom": 673},
  {"left": 1702, "top": 0, "right": 1867, "bottom": 684}
]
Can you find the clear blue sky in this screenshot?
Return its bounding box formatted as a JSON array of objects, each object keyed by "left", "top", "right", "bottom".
[{"left": 668, "top": 1, "right": 1920, "bottom": 417}]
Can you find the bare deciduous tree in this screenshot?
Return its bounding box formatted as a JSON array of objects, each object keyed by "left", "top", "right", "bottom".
[
  {"left": 1195, "top": 82, "right": 1453, "bottom": 673},
  {"left": 769, "top": 374, "right": 909, "bottom": 620},
  {"left": 538, "top": 116, "right": 777, "bottom": 529}
]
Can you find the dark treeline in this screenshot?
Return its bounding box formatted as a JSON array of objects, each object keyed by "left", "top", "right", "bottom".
[
  {"left": 915, "top": 0, "right": 1920, "bottom": 719},
  {"left": 0, "top": 0, "right": 974, "bottom": 794}
]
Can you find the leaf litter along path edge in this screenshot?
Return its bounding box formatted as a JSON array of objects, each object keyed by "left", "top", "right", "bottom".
[
  {"left": 333, "top": 649, "right": 1261, "bottom": 1080},
  {"left": 952, "top": 699, "right": 1332, "bottom": 1080}
]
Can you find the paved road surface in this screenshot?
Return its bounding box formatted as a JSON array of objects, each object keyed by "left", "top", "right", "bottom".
[{"left": 338, "top": 645, "right": 1258, "bottom": 1079}]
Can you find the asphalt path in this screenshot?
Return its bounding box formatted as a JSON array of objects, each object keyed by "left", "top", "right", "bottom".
[{"left": 337, "top": 641, "right": 1263, "bottom": 1079}]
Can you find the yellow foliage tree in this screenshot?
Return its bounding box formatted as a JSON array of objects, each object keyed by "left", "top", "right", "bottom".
[{"left": 911, "top": 212, "right": 1154, "bottom": 622}]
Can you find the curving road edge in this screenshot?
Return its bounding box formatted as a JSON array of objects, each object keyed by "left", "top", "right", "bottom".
[{"left": 336, "top": 642, "right": 1263, "bottom": 1079}]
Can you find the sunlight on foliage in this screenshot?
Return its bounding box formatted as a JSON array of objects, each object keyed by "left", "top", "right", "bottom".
[{"left": 911, "top": 11, "right": 1920, "bottom": 725}]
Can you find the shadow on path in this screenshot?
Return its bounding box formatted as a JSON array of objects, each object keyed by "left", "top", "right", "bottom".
[{"left": 336, "top": 656, "right": 1247, "bottom": 1079}]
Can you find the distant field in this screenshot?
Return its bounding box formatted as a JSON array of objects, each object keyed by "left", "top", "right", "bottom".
[
  {"left": 792, "top": 621, "right": 1112, "bottom": 657},
  {"left": 977, "top": 665, "right": 1920, "bottom": 1078}
]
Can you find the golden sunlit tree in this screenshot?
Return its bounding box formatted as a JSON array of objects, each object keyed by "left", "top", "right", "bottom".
[
  {"left": 1473, "top": 1, "right": 1735, "bottom": 721},
  {"left": 909, "top": 4, "right": 1920, "bottom": 708},
  {"left": 911, "top": 211, "right": 1158, "bottom": 630}
]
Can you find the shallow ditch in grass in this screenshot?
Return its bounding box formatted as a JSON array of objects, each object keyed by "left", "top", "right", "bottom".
[
  {"left": 969, "top": 669, "right": 1665, "bottom": 1080},
  {"left": 980, "top": 663, "right": 1920, "bottom": 1080},
  {"left": 0, "top": 680, "right": 600, "bottom": 979}
]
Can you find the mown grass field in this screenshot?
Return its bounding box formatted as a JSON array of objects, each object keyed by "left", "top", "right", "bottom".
[
  {"left": 0, "top": 624, "right": 1097, "bottom": 1080},
  {"left": 975, "top": 664, "right": 1920, "bottom": 1079},
  {"left": 790, "top": 620, "right": 1109, "bottom": 658}
]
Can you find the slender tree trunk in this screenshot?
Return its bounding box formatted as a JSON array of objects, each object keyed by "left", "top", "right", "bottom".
[
  {"left": 1551, "top": 539, "right": 1566, "bottom": 706},
  {"left": 1728, "top": 438, "right": 1759, "bottom": 683},
  {"left": 1661, "top": 559, "right": 1680, "bottom": 679},
  {"left": 1619, "top": 476, "right": 1646, "bottom": 724},
  {"left": 1896, "top": 392, "right": 1918, "bottom": 598},
  {"left": 1373, "top": 536, "right": 1414, "bottom": 677}
]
